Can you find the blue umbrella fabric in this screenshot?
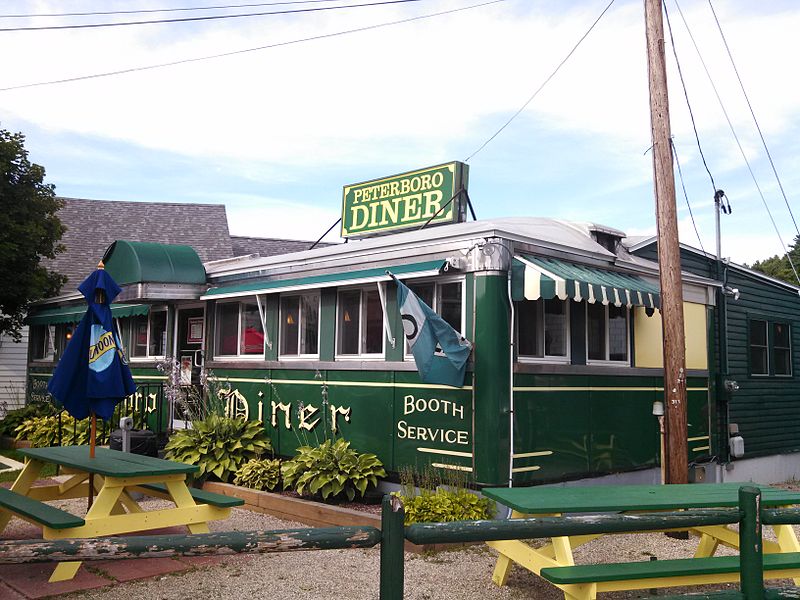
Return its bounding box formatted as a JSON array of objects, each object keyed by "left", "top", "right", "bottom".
[{"left": 47, "top": 266, "right": 136, "bottom": 421}]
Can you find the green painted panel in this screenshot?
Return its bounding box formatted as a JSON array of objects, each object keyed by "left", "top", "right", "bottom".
[
  {"left": 265, "top": 295, "right": 279, "bottom": 361},
  {"left": 392, "top": 376, "right": 473, "bottom": 475},
  {"left": 512, "top": 372, "right": 710, "bottom": 483},
  {"left": 384, "top": 283, "right": 403, "bottom": 362},
  {"left": 589, "top": 384, "right": 659, "bottom": 472},
  {"left": 512, "top": 383, "right": 593, "bottom": 484},
  {"left": 326, "top": 371, "right": 394, "bottom": 468},
  {"left": 319, "top": 289, "right": 336, "bottom": 362},
  {"left": 473, "top": 274, "right": 510, "bottom": 486}
]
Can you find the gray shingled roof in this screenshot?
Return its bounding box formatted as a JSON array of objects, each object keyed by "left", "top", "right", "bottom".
[
  {"left": 43, "top": 198, "right": 234, "bottom": 287},
  {"left": 230, "top": 236, "right": 335, "bottom": 258}
]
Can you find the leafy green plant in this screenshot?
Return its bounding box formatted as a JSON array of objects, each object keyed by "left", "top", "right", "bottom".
[
  {"left": 398, "top": 488, "right": 495, "bottom": 525},
  {"left": 281, "top": 438, "right": 386, "bottom": 501},
  {"left": 234, "top": 457, "right": 282, "bottom": 491},
  {"left": 0, "top": 402, "right": 57, "bottom": 437},
  {"left": 164, "top": 416, "right": 272, "bottom": 482},
  {"left": 394, "top": 464, "right": 495, "bottom": 525},
  {"left": 14, "top": 412, "right": 110, "bottom": 447}
]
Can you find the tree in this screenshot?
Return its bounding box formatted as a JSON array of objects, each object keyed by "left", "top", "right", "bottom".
[
  {"left": 750, "top": 234, "right": 800, "bottom": 286},
  {"left": 0, "top": 127, "right": 66, "bottom": 341}
]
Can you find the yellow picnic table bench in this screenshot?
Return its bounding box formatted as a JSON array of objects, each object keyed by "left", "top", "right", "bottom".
[
  {"left": 481, "top": 483, "right": 800, "bottom": 600},
  {"left": 0, "top": 445, "right": 242, "bottom": 582}
]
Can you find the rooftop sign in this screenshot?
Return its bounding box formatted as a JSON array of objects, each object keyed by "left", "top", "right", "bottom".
[{"left": 341, "top": 162, "right": 469, "bottom": 238}]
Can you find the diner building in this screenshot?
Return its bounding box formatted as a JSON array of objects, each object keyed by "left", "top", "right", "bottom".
[{"left": 24, "top": 164, "right": 800, "bottom": 487}]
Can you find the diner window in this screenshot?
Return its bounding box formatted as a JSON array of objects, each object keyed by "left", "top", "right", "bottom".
[
  {"left": 587, "top": 303, "right": 629, "bottom": 363},
  {"left": 215, "top": 300, "right": 264, "bottom": 358},
  {"left": 515, "top": 298, "right": 568, "bottom": 360},
  {"left": 404, "top": 280, "right": 465, "bottom": 355},
  {"left": 29, "top": 325, "right": 53, "bottom": 360},
  {"left": 750, "top": 319, "right": 792, "bottom": 377},
  {"left": 280, "top": 293, "right": 319, "bottom": 357},
  {"left": 55, "top": 323, "right": 78, "bottom": 360},
  {"left": 337, "top": 288, "right": 383, "bottom": 357},
  {"left": 130, "top": 309, "right": 167, "bottom": 359}
]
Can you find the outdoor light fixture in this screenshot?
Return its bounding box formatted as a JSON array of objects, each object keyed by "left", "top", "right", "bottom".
[
  {"left": 723, "top": 286, "right": 740, "bottom": 300},
  {"left": 343, "top": 310, "right": 351, "bottom": 323},
  {"left": 652, "top": 400, "right": 664, "bottom": 416},
  {"left": 65, "top": 327, "right": 73, "bottom": 341},
  {"left": 286, "top": 314, "right": 295, "bottom": 325}
]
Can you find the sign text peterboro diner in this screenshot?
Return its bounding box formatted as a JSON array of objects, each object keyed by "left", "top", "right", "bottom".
[{"left": 340, "top": 162, "right": 468, "bottom": 238}]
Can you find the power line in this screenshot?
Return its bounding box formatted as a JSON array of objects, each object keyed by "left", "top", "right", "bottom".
[
  {"left": 672, "top": 0, "right": 800, "bottom": 285},
  {"left": 0, "top": 1, "right": 343, "bottom": 19},
  {"left": 463, "top": 0, "right": 616, "bottom": 163},
  {"left": 0, "top": 0, "right": 506, "bottom": 92},
  {"left": 671, "top": 138, "right": 706, "bottom": 255},
  {"left": 707, "top": 0, "right": 799, "bottom": 238},
  {"left": 662, "top": 1, "right": 717, "bottom": 197},
  {"left": 0, "top": 0, "right": 427, "bottom": 32}
]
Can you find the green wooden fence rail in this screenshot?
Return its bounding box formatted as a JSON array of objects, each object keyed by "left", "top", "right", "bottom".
[
  {"left": 1, "top": 486, "right": 799, "bottom": 599},
  {"left": 0, "top": 526, "right": 381, "bottom": 564}
]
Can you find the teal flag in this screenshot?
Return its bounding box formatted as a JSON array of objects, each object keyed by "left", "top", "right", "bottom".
[{"left": 391, "top": 274, "right": 472, "bottom": 387}]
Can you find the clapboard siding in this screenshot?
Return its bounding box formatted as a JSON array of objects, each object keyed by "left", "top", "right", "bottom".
[
  {"left": 632, "top": 241, "right": 800, "bottom": 458},
  {"left": 0, "top": 328, "right": 29, "bottom": 411}
]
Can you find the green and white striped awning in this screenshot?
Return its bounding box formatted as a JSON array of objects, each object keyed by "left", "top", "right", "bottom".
[
  {"left": 511, "top": 255, "right": 660, "bottom": 309},
  {"left": 26, "top": 303, "right": 150, "bottom": 326}
]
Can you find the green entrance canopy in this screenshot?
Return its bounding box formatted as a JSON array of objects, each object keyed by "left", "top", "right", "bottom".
[
  {"left": 203, "top": 260, "right": 449, "bottom": 300},
  {"left": 26, "top": 304, "right": 150, "bottom": 326},
  {"left": 511, "top": 254, "right": 661, "bottom": 309},
  {"left": 103, "top": 240, "right": 206, "bottom": 286}
]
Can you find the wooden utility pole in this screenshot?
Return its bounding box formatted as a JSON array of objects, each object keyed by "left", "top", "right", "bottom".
[{"left": 644, "top": 0, "right": 688, "bottom": 484}]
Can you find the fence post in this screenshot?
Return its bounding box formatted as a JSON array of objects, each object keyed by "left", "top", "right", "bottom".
[
  {"left": 379, "top": 494, "right": 405, "bottom": 600},
  {"left": 739, "top": 485, "right": 764, "bottom": 600}
]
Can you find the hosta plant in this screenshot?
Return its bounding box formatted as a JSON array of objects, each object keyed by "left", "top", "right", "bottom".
[
  {"left": 234, "top": 458, "right": 282, "bottom": 491},
  {"left": 15, "top": 413, "right": 106, "bottom": 447},
  {"left": 0, "top": 402, "right": 57, "bottom": 437},
  {"left": 164, "top": 416, "right": 272, "bottom": 482},
  {"left": 281, "top": 438, "right": 386, "bottom": 501}
]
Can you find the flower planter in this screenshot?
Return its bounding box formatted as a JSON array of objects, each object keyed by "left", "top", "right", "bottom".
[
  {"left": 0, "top": 435, "right": 31, "bottom": 450},
  {"left": 202, "top": 481, "right": 472, "bottom": 554}
]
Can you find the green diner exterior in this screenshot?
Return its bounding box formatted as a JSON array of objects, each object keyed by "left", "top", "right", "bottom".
[{"left": 24, "top": 217, "right": 745, "bottom": 487}]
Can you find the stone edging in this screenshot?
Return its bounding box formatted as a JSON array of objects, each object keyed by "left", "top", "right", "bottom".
[{"left": 202, "top": 481, "right": 468, "bottom": 554}]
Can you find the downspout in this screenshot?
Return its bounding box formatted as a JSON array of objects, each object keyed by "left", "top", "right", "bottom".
[{"left": 507, "top": 274, "right": 515, "bottom": 489}]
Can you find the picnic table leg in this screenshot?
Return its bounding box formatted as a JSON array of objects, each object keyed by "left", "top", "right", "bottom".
[
  {"left": 0, "top": 459, "right": 44, "bottom": 533},
  {"left": 47, "top": 481, "right": 125, "bottom": 582},
  {"left": 694, "top": 531, "right": 720, "bottom": 557},
  {"left": 773, "top": 517, "right": 800, "bottom": 585},
  {"left": 164, "top": 480, "right": 210, "bottom": 534},
  {"left": 490, "top": 510, "right": 529, "bottom": 586}
]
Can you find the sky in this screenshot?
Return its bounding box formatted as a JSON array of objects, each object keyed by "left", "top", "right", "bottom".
[{"left": 1, "top": 0, "right": 798, "bottom": 267}]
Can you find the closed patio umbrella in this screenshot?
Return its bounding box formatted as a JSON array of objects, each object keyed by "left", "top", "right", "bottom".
[{"left": 47, "top": 262, "right": 136, "bottom": 502}]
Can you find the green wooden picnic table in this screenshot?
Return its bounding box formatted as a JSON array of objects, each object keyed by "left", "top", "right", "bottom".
[
  {"left": 0, "top": 446, "right": 241, "bottom": 583},
  {"left": 481, "top": 483, "right": 800, "bottom": 600}
]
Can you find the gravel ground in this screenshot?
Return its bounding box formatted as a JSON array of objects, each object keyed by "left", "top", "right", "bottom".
[{"left": 5, "top": 488, "right": 798, "bottom": 600}]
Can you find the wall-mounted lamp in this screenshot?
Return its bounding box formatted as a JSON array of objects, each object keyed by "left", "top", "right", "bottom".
[
  {"left": 652, "top": 400, "right": 664, "bottom": 416},
  {"left": 65, "top": 327, "right": 73, "bottom": 341},
  {"left": 723, "top": 286, "right": 740, "bottom": 301}
]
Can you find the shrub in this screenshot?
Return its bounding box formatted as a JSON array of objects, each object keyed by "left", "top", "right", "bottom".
[
  {"left": 14, "top": 413, "right": 108, "bottom": 447},
  {"left": 164, "top": 416, "right": 272, "bottom": 483},
  {"left": 281, "top": 438, "right": 386, "bottom": 501},
  {"left": 234, "top": 458, "right": 282, "bottom": 491},
  {"left": 398, "top": 488, "right": 495, "bottom": 525},
  {"left": 393, "top": 464, "right": 495, "bottom": 525},
  {"left": 0, "top": 402, "right": 57, "bottom": 437}
]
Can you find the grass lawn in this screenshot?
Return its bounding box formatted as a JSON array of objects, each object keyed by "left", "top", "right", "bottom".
[{"left": 0, "top": 448, "right": 56, "bottom": 482}]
